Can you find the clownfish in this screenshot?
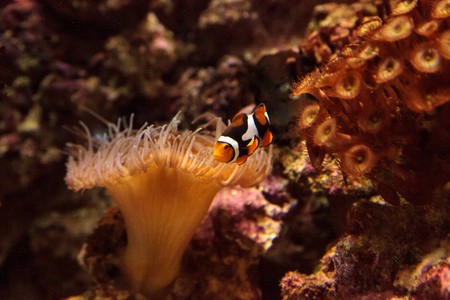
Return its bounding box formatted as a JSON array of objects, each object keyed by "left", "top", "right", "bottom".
[{"left": 213, "top": 103, "right": 273, "bottom": 165}]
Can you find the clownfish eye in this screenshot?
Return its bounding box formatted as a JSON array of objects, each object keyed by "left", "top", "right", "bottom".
[{"left": 224, "top": 145, "right": 229, "bottom": 149}]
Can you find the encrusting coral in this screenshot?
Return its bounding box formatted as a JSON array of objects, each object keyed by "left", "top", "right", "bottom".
[
  {"left": 292, "top": 0, "right": 450, "bottom": 205},
  {"left": 64, "top": 113, "right": 272, "bottom": 298},
  {"left": 280, "top": 198, "right": 450, "bottom": 299}
]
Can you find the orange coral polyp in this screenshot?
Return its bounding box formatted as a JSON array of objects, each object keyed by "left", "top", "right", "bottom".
[
  {"left": 315, "top": 70, "right": 344, "bottom": 88},
  {"left": 292, "top": 0, "right": 450, "bottom": 204},
  {"left": 65, "top": 114, "right": 272, "bottom": 298},
  {"left": 390, "top": 0, "right": 418, "bottom": 15},
  {"left": 410, "top": 44, "right": 441, "bottom": 73},
  {"left": 374, "top": 57, "right": 403, "bottom": 83},
  {"left": 404, "top": 88, "right": 435, "bottom": 112},
  {"left": 341, "top": 144, "right": 377, "bottom": 176},
  {"left": 359, "top": 43, "right": 379, "bottom": 61},
  {"left": 438, "top": 30, "right": 450, "bottom": 59},
  {"left": 299, "top": 103, "right": 321, "bottom": 129},
  {"left": 313, "top": 118, "right": 337, "bottom": 146},
  {"left": 415, "top": 20, "right": 441, "bottom": 37},
  {"left": 334, "top": 71, "right": 361, "bottom": 99},
  {"left": 431, "top": 0, "right": 450, "bottom": 19},
  {"left": 379, "top": 15, "right": 414, "bottom": 42},
  {"left": 357, "top": 17, "right": 383, "bottom": 38}
]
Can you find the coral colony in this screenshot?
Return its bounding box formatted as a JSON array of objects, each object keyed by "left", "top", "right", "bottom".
[{"left": 292, "top": 0, "right": 450, "bottom": 205}]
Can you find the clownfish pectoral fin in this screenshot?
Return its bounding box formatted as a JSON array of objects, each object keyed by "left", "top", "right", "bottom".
[
  {"left": 230, "top": 112, "right": 246, "bottom": 127},
  {"left": 247, "top": 136, "right": 260, "bottom": 155},
  {"left": 235, "top": 155, "right": 249, "bottom": 165},
  {"left": 261, "top": 129, "right": 273, "bottom": 147},
  {"left": 254, "top": 103, "right": 268, "bottom": 125}
]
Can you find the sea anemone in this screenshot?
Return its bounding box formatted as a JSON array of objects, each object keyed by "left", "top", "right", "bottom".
[
  {"left": 415, "top": 20, "right": 441, "bottom": 37},
  {"left": 65, "top": 114, "right": 272, "bottom": 298},
  {"left": 340, "top": 144, "right": 377, "bottom": 176}
]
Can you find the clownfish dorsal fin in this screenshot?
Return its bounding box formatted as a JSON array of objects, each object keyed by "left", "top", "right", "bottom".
[
  {"left": 254, "top": 103, "right": 268, "bottom": 125},
  {"left": 247, "top": 136, "right": 260, "bottom": 155},
  {"left": 261, "top": 129, "right": 273, "bottom": 147},
  {"left": 231, "top": 112, "right": 246, "bottom": 127},
  {"left": 235, "top": 155, "right": 249, "bottom": 165}
]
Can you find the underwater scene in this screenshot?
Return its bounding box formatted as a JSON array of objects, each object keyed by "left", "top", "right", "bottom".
[{"left": 0, "top": 0, "right": 449, "bottom": 299}]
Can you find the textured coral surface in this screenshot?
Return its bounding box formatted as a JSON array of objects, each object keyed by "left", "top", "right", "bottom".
[{"left": 281, "top": 199, "right": 450, "bottom": 299}]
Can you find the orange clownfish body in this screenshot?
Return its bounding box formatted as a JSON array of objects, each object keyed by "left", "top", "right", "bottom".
[{"left": 213, "top": 103, "right": 273, "bottom": 165}]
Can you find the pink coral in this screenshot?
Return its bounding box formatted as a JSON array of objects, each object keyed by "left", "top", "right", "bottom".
[{"left": 281, "top": 199, "right": 450, "bottom": 299}]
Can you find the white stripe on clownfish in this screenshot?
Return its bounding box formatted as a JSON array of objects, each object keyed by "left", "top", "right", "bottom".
[{"left": 242, "top": 114, "right": 259, "bottom": 141}]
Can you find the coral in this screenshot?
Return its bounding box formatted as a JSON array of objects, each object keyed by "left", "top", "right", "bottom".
[
  {"left": 299, "top": 2, "right": 377, "bottom": 64},
  {"left": 280, "top": 251, "right": 337, "bottom": 300},
  {"left": 292, "top": 0, "right": 450, "bottom": 205},
  {"left": 198, "top": 0, "right": 255, "bottom": 29},
  {"left": 169, "top": 55, "right": 254, "bottom": 121},
  {"left": 251, "top": 50, "right": 302, "bottom": 139},
  {"left": 395, "top": 240, "right": 450, "bottom": 299},
  {"left": 173, "top": 184, "right": 294, "bottom": 300},
  {"left": 1, "top": 0, "right": 58, "bottom": 74},
  {"left": 76, "top": 206, "right": 128, "bottom": 290},
  {"left": 266, "top": 145, "right": 375, "bottom": 299},
  {"left": 74, "top": 182, "right": 292, "bottom": 300},
  {"left": 36, "top": 11, "right": 180, "bottom": 120},
  {"left": 280, "top": 198, "right": 450, "bottom": 299},
  {"left": 279, "top": 141, "right": 374, "bottom": 196}
]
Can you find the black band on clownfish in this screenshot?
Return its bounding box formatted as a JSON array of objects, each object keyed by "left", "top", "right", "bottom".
[{"left": 213, "top": 103, "right": 273, "bottom": 165}]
